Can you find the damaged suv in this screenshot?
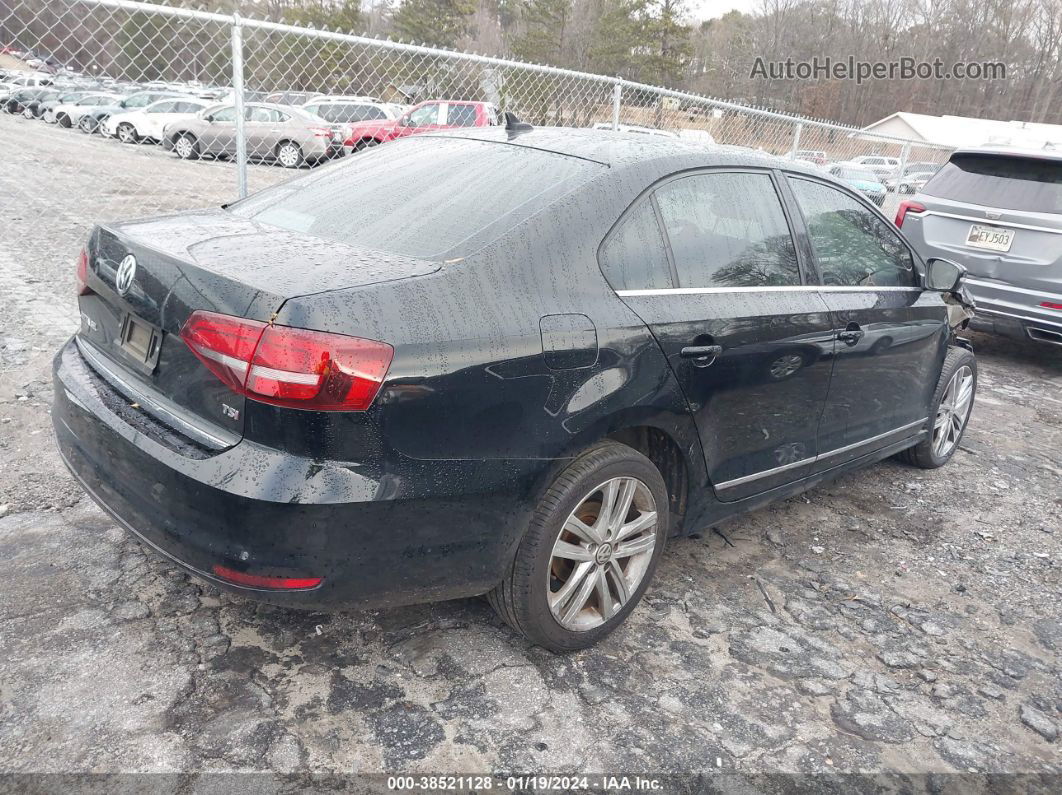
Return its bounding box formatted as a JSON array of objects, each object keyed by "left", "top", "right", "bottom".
[{"left": 53, "top": 127, "right": 977, "bottom": 651}]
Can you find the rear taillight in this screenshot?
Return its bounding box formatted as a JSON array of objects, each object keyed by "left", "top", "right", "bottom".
[
  {"left": 76, "top": 248, "right": 92, "bottom": 295},
  {"left": 212, "top": 564, "right": 322, "bottom": 590},
  {"left": 180, "top": 310, "right": 393, "bottom": 411},
  {"left": 310, "top": 126, "right": 332, "bottom": 138},
  {"left": 1041, "top": 302, "right": 1062, "bottom": 311},
  {"left": 894, "top": 201, "right": 925, "bottom": 228}
]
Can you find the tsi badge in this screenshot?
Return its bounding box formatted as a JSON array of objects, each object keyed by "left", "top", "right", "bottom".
[{"left": 115, "top": 254, "right": 137, "bottom": 296}]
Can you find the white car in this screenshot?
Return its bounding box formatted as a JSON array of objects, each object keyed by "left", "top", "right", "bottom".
[
  {"left": 591, "top": 122, "right": 678, "bottom": 138},
  {"left": 301, "top": 96, "right": 398, "bottom": 124},
  {"left": 849, "top": 154, "right": 902, "bottom": 179},
  {"left": 884, "top": 170, "right": 936, "bottom": 194},
  {"left": 0, "top": 72, "right": 54, "bottom": 91},
  {"left": 101, "top": 97, "right": 212, "bottom": 143},
  {"left": 676, "top": 128, "right": 717, "bottom": 147},
  {"left": 49, "top": 93, "right": 122, "bottom": 127}
]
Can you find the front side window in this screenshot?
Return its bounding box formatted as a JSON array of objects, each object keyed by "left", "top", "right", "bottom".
[
  {"left": 789, "top": 177, "right": 916, "bottom": 287},
  {"left": 211, "top": 106, "right": 237, "bottom": 122},
  {"left": 654, "top": 172, "right": 800, "bottom": 288},
  {"left": 405, "top": 103, "right": 438, "bottom": 127},
  {"left": 599, "top": 200, "right": 673, "bottom": 291}
]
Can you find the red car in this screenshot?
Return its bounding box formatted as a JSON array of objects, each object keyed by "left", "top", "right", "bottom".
[{"left": 343, "top": 99, "right": 499, "bottom": 150}]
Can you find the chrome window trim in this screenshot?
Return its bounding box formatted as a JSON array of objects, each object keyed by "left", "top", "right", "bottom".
[
  {"left": 715, "top": 417, "right": 928, "bottom": 491},
  {"left": 919, "top": 209, "right": 1062, "bottom": 236},
  {"left": 615, "top": 286, "right": 922, "bottom": 297}
]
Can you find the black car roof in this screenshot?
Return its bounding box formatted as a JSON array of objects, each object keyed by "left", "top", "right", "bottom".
[{"left": 430, "top": 126, "right": 823, "bottom": 176}]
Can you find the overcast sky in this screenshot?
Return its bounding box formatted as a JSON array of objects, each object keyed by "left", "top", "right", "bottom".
[{"left": 689, "top": 0, "right": 763, "bottom": 21}]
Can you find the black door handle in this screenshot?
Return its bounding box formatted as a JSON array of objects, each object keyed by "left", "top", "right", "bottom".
[
  {"left": 836, "top": 329, "right": 865, "bottom": 345},
  {"left": 680, "top": 344, "right": 723, "bottom": 359}
]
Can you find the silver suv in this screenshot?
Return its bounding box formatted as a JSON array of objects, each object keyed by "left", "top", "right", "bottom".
[{"left": 897, "top": 146, "right": 1062, "bottom": 347}]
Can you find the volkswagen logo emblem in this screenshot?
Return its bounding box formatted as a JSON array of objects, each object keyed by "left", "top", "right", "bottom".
[{"left": 115, "top": 254, "right": 137, "bottom": 297}]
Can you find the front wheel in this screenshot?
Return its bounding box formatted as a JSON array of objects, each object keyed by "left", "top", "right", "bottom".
[
  {"left": 78, "top": 115, "right": 97, "bottom": 133},
  {"left": 117, "top": 122, "right": 139, "bottom": 144},
  {"left": 276, "top": 140, "right": 304, "bottom": 168},
  {"left": 173, "top": 134, "right": 199, "bottom": 160},
  {"left": 488, "top": 441, "right": 669, "bottom": 651},
  {"left": 897, "top": 346, "right": 976, "bottom": 468}
]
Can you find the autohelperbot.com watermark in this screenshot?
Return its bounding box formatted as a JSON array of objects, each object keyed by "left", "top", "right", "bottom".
[{"left": 751, "top": 55, "right": 1006, "bottom": 84}]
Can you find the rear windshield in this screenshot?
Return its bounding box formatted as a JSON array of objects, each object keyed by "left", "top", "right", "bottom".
[
  {"left": 922, "top": 154, "right": 1062, "bottom": 213},
  {"left": 229, "top": 137, "right": 603, "bottom": 259}
]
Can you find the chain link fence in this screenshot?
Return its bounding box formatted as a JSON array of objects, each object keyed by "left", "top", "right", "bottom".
[{"left": 1, "top": 0, "right": 955, "bottom": 221}]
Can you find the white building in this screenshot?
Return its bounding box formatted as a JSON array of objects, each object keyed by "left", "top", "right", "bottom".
[{"left": 860, "top": 111, "right": 1062, "bottom": 150}]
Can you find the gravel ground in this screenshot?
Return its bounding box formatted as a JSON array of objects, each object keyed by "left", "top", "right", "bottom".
[{"left": 0, "top": 111, "right": 1060, "bottom": 781}]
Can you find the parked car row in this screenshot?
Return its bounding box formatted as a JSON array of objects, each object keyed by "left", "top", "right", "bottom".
[
  {"left": 790, "top": 151, "right": 947, "bottom": 205},
  {"left": 2, "top": 72, "right": 503, "bottom": 167}
]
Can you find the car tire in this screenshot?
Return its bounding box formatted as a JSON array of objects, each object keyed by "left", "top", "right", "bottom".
[
  {"left": 57, "top": 113, "right": 71, "bottom": 128},
  {"left": 276, "top": 141, "right": 304, "bottom": 168},
  {"left": 897, "top": 346, "right": 976, "bottom": 469},
  {"left": 117, "top": 122, "right": 139, "bottom": 144},
  {"left": 173, "top": 134, "right": 199, "bottom": 160},
  {"left": 488, "top": 440, "right": 669, "bottom": 652},
  {"left": 353, "top": 138, "right": 379, "bottom": 152},
  {"left": 78, "top": 115, "right": 97, "bottom": 133}
]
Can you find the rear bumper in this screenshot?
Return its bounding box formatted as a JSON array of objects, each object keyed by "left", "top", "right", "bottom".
[
  {"left": 52, "top": 338, "right": 542, "bottom": 609},
  {"left": 964, "top": 278, "right": 1062, "bottom": 346}
]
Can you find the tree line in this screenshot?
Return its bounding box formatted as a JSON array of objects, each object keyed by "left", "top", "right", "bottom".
[{"left": 261, "top": 0, "right": 1062, "bottom": 126}]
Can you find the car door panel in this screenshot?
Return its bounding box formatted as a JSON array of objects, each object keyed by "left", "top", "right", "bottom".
[
  {"left": 786, "top": 176, "right": 949, "bottom": 464},
  {"left": 623, "top": 290, "right": 836, "bottom": 500},
  {"left": 603, "top": 169, "right": 836, "bottom": 502}
]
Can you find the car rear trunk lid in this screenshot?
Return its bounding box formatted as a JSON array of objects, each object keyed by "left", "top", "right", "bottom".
[{"left": 76, "top": 209, "right": 438, "bottom": 448}]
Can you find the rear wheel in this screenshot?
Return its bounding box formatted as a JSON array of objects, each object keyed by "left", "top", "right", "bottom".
[
  {"left": 353, "top": 138, "right": 379, "bottom": 152},
  {"left": 276, "top": 140, "right": 304, "bottom": 168},
  {"left": 897, "top": 346, "right": 976, "bottom": 469},
  {"left": 117, "top": 122, "right": 139, "bottom": 144},
  {"left": 78, "top": 114, "right": 97, "bottom": 133},
  {"left": 173, "top": 134, "right": 199, "bottom": 160},
  {"left": 57, "top": 113, "right": 71, "bottom": 128},
  {"left": 488, "top": 441, "right": 669, "bottom": 651}
]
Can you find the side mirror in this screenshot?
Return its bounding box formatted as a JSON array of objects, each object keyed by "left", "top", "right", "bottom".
[
  {"left": 398, "top": 116, "right": 411, "bottom": 127},
  {"left": 924, "top": 257, "right": 966, "bottom": 292}
]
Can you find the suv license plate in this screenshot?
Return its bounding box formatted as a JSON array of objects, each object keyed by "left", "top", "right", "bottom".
[{"left": 966, "top": 224, "right": 1015, "bottom": 252}]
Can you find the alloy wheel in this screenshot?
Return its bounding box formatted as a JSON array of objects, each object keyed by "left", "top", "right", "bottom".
[
  {"left": 118, "top": 124, "right": 136, "bottom": 143},
  {"left": 769, "top": 353, "right": 804, "bottom": 380},
  {"left": 175, "top": 136, "right": 194, "bottom": 158},
  {"left": 933, "top": 365, "right": 974, "bottom": 458},
  {"left": 547, "top": 476, "right": 658, "bottom": 631},
  {"left": 278, "top": 142, "right": 301, "bottom": 167}
]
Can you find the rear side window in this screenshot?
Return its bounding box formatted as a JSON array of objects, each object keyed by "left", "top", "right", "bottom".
[
  {"left": 599, "top": 201, "right": 673, "bottom": 291},
  {"left": 923, "top": 154, "right": 1062, "bottom": 214},
  {"left": 230, "top": 137, "right": 603, "bottom": 259},
  {"left": 789, "top": 178, "right": 916, "bottom": 287},
  {"left": 447, "top": 104, "right": 478, "bottom": 127},
  {"left": 654, "top": 172, "right": 800, "bottom": 288}
]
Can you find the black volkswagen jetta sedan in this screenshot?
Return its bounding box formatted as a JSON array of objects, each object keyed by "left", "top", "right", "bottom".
[{"left": 53, "top": 127, "right": 977, "bottom": 651}]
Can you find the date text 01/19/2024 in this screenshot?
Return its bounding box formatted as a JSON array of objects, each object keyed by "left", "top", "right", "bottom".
[{"left": 386, "top": 775, "right": 665, "bottom": 791}]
